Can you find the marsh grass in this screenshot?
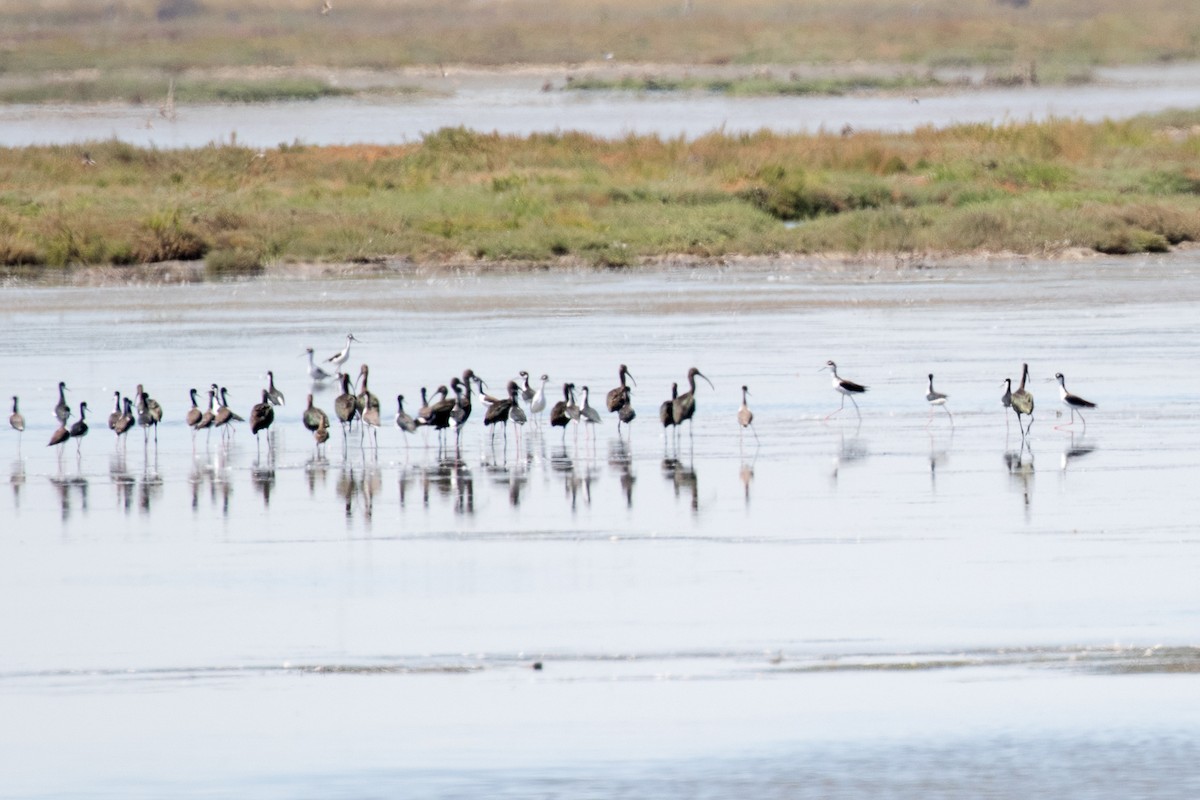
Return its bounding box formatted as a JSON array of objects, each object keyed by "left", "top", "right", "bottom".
[
  {"left": 0, "top": 73, "right": 393, "bottom": 105},
  {"left": 3, "top": 0, "right": 1199, "bottom": 75},
  {"left": 2, "top": 113, "right": 1199, "bottom": 268}
]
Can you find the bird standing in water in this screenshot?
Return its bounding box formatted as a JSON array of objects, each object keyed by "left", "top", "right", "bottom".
[{"left": 737, "top": 385, "right": 757, "bottom": 442}]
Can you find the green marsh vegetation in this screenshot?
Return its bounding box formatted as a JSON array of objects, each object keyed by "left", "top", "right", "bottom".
[
  {"left": 2, "top": 113, "right": 1199, "bottom": 269},
  {"left": 3, "top": 0, "right": 1199, "bottom": 104}
]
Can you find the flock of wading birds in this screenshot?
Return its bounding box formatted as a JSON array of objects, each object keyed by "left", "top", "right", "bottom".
[{"left": 6, "top": 332, "right": 1098, "bottom": 457}]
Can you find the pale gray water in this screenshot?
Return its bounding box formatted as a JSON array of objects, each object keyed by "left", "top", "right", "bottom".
[
  {"left": 2, "top": 255, "right": 1200, "bottom": 797},
  {"left": 2, "top": 63, "right": 1200, "bottom": 147}
]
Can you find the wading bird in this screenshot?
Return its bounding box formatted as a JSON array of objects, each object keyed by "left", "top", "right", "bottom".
[
  {"left": 550, "top": 383, "right": 575, "bottom": 442},
  {"left": 1011, "top": 363, "right": 1035, "bottom": 437},
  {"left": 1001, "top": 377, "right": 1013, "bottom": 432},
  {"left": 250, "top": 389, "right": 275, "bottom": 450},
  {"left": 334, "top": 373, "right": 359, "bottom": 437},
  {"left": 660, "top": 383, "right": 678, "bottom": 432},
  {"left": 671, "top": 367, "right": 714, "bottom": 439},
  {"left": 925, "top": 373, "right": 952, "bottom": 427},
  {"left": 136, "top": 384, "right": 162, "bottom": 445},
  {"left": 530, "top": 374, "right": 549, "bottom": 424},
  {"left": 822, "top": 361, "right": 866, "bottom": 420},
  {"left": 737, "top": 385, "right": 757, "bottom": 442},
  {"left": 606, "top": 364, "right": 637, "bottom": 429},
  {"left": 394, "top": 395, "right": 418, "bottom": 448},
  {"left": 54, "top": 381, "right": 71, "bottom": 424},
  {"left": 1055, "top": 372, "right": 1096, "bottom": 430},
  {"left": 266, "top": 371, "right": 285, "bottom": 406},
  {"left": 303, "top": 347, "right": 334, "bottom": 383},
  {"left": 9, "top": 396, "right": 24, "bottom": 443},
  {"left": 324, "top": 333, "right": 360, "bottom": 375}
]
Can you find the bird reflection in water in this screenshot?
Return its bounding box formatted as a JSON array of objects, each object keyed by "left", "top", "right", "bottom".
[
  {"left": 1060, "top": 432, "right": 1097, "bottom": 473},
  {"left": 608, "top": 438, "right": 635, "bottom": 508},
  {"left": 251, "top": 457, "right": 276, "bottom": 508},
  {"left": 662, "top": 456, "right": 699, "bottom": 513},
  {"left": 10, "top": 459, "right": 25, "bottom": 511},
  {"left": 337, "top": 462, "right": 383, "bottom": 525},
  {"left": 1004, "top": 443, "right": 1035, "bottom": 523},
  {"left": 830, "top": 426, "right": 868, "bottom": 487},
  {"left": 306, "top": 456, "right": 330, "bottom": 496},
  {"left": 139, "top": 459, "right": 163, "bottom": 515},
  {"left": 190, "top": 454, "right": 232, "bottom": 517},
  {"left": 49, "top": 472, "right": 89, "bottom": 522},
  {"left": 551, "top": 446, "right": 592, "bottom": 512},
  {"left": 928, "top": 430, "right": 953, "bottom": 494},
  {"left": 111, "top": 454, "right": 137, "bottom": 514},
  {"left": 739, "top": 458, "right": 754, "bottom": 507},
  {"left": 421, "top": 456, "right": 473, "bottom": 516}
]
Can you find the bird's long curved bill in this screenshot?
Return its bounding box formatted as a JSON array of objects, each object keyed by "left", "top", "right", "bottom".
[
  {"left": 699, "top": 373, "right": 715, "bottom": 390},
  {"left": 628, "top": 372, "right": 637, "bottom": 387}
]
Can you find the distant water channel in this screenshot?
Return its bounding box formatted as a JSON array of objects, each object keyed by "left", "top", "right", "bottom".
[
  {"left": 2, "top": 64, "right": 1200, "bottom": 148},
  {"left": 3, "top": 255, "right": 1200, "bottom": 798}
]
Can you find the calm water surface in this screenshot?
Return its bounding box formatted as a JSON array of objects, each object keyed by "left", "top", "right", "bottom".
[
  {"left": 2, "top": 256, "right": 1200, "bottom": 798},
  {"left": 2, "top": 64, "right": 1200, "bottom": 147}
]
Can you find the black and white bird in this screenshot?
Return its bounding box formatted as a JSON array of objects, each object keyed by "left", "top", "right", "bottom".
[
  {"left": 925, "top": 373, "right": 952, "bottom": 427},
  {"left": 822, "top": 360, "right": 867, "bottom": 420},
  {"left": 1055, "top": 372, "right": 1096, "bottom": 429},
  {"left": 324, "top": 333, "right": 360, "bottom": 376},
  {"left": 737, "top": 385, "right": 757, "bottom": 442}
]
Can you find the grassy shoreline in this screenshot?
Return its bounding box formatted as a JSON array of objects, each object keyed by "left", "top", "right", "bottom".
[{"left": 2, "top": 113, "right": 1199, "bottom": 272}]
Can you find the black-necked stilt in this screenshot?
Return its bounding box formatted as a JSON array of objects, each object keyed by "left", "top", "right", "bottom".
[
  {"left": 266, "top": 371, "right": 285, "bottom": 406},
  {"left": 822, "top": 360, "right": 866, "bottom": 420},
  {"left": 483, "top": 381, "right": 520, "bottom": 445},
  {"left": 214, "top": 386, "right": 242, "bottom": 441},
  {"left": 136, "top": 384, "right": 162, "bottom": 445},
  {"left": 1011, "top": 363, "right": 1035, "bottom": 437},
  {"left": 303, "top": 347, "right": 334, "bottom": 383},
  {"left": 518, "top": 371, "right": 535, "bottom": 405},
  {"left": 738, "top": 385, "right": 758, "bottom": 442},
  {"left": 530, "top": 374, "right": 549, "bottom": 424},
  {"left": 1055, "top": 372, "right": 1095, "bottom": 430},
  {"left": 54, "top": 381, "right": 71, "bottom": 424},
  {"left": 672, "top": 367, "right": 714, "bottom": 440},
  {"left": 55, "top": 401, "right": 89, "bottom": 454},
  {"left": 925, "top": 373, "right": 953, "bottom": 427},
  {"left": 9, "top": 396, "right": 24, "bottom": 443},
  {"left": 185, "top": 389, "right": 203, "bottom": 430},
  {"left": 606, "top": 363, "right": 636, "bottom": 411},
  {"left": 324, "top": 333, "right": 359, "bottom": 376}
]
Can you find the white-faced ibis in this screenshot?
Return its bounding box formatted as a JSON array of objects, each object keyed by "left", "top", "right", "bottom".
[
  {"left": 660, "top": 383, "right": 678, "bottom": 431},
  {"left": 334, "top": 373, "right": 359, "bottom": 437},
  {"left": 250, "top": 389, "right": 275, "bottom": 450},
  {"left": 303, "top": 393, "right": 330, "bottom": 433},
  {"left": 355, "top": 364, "right": 381, "bottom": 416},
  {"left": 185, "top": 388, "right": 203, "bottom": 431},
  {"left": 1011, "top": 362, "right": 1035, "bottom": 436},
  {"left": 324, "top": 333, "right": 360, "bottom": 375},
  {"left": 822, "top": 360, "right": 866, "bottom": 420},
  {"left": 314, "top": 418, "right": 330, "bottom": 454},
  {"left": 107, "top": 391, "right": 124, "bottom": 434},
  {"left": 672, "top": 367, "right": 714, "bottom": 438},
  {"left": 925, "top": 373, "right": 952, "bottom": 427},
  {"left": 606, "top": 364, "right": 636, "bottom": 413},
  {"left": 1055, "top": 372, "right": 1095, "bottom": 430},
  {"left": 54, "top": 381, "right": 71, "bottom": 424},
  {"left": 484, "top": 381, "right": 521, "bottom": 444},
  {"left": 550, "top": 383, "right": 575, "bottom": 442},
  {"left": 113, "top": 397, "right": 135, "bottom": 447},
  {"left": 266, "top": 371, "right": 285, "bottom": 406},
  {"left": 738, "top": 385, "right": 757, "bottom": 442},
  {"left": 303, "top": 347, "right": 334, "bottom": 383}
]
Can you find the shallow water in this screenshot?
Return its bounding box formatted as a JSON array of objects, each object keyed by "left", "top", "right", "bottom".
[
  {"left": 3, "top": 64, "right": 1200, "bottom": 147},
  {"left": 3, "top": 255, "right": 1200, "bottom": 797}
]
